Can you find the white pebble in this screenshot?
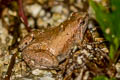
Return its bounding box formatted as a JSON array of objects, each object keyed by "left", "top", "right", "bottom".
[
  {"left": 87, "top": 45, "right": 92, "bottom": 50},
  {"left": 28, "top": 17, "right": 35, "bottom": 28},
  {"left": 81, "top": 49, "right": 90, "bottom": 57},
  {"left": 26, "top": 3, "right": 42, "bottom": 18},
  {"left": 0, "top": 19, "right": 8, "bottom": 44},
  {"left": 116, "top": 73, "right": 120, "bottom": 78},
  {"left": 77, "top": 56, "right": 83, "bottom": 64},
  {"left": 32, "top": 69, "right": 42, "bottom": 75},
  {"left": 8, "top": 10, "right": 17, "bottom": 16},
  {"left": 116, "top": 63, "right": 120, "bottom": 73},
  {"left": 101, "top": 48, "right": 109, "bottom": 53},
  {"left": 39, "top": 9, "right": 45, "bottom": 17},
  {"left": 51, "top": 5, "right": 63, "bottom": 13},
  {"left": 39, "top": 76, "right": 55, "bottom": 80}
]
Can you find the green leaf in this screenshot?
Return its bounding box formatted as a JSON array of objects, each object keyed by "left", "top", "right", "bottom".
[
  {"left": 93, "top": 76, "right": 108, "bottom": 80},
  {"left": 89, "top": 0, "right": 112, "bottom": 42},
  {"left": 110, "top": 77, "right": 117, "bottom": 80},
  {"left": 93, "top": 75, "right": 116, "bottom": 80},
  {"left": 89, "top": 0, "right": 120, "bottom": 61},
  {"left": 109, "top": 44, "right": 115, "bottom": 59}
]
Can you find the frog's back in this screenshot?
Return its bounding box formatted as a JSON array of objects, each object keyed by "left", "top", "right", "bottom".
[{"left": 19, "top": 26, "right": 61, "bottom": 51}]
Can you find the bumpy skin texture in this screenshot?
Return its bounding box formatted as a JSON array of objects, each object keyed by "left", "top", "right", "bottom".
[{"left": 19, "top": 12, "right": 89, "bottom": 69}]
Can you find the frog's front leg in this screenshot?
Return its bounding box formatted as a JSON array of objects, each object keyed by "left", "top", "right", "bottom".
[{"left": 22, "top": 49, "right": 59, "bottom": 69}]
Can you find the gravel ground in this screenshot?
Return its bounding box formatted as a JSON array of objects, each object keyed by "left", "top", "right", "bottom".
[{"left": 0, "top": 0, "right": 120, "bottom": 80}]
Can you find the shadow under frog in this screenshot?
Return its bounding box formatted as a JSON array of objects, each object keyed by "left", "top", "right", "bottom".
[{"left": 19, "top": 12, "right": 89, "bottom": 69}]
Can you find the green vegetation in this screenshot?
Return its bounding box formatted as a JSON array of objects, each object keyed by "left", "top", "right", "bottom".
[
  {"left": 89, "top": 0, "right": 120, "bottom": 62},
  {"left": 93, "top": 75, "right": 116, "bottom": 80},
  {"left": 89, "top": 0, "right": 120, "bottom": 79}
]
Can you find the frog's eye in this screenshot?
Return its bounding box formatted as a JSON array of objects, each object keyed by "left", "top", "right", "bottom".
[
  {"left": 81, "top": 20, "right": 85, "bottom": 25},
  {"left": 19, "top": 34, "right": 34, "bottom": 51}
]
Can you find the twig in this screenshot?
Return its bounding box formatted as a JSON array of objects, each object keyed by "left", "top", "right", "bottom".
[
  {"left": 4, "top": 53, "right": 17, "bottom": 80},
  {"left": 17, "top": 0, "right": 31, "bottom": 32}
]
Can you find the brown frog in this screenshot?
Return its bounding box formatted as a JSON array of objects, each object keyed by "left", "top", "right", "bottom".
[{"left": 19, "top": 12, "right": 89, "bottom": 69}]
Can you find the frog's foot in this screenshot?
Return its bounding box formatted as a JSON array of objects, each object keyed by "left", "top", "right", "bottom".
[{"left": 22, "top": 49, "right": 59, "bottom": 69}]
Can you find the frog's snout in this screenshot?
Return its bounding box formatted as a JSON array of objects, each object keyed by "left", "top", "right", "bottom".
[{"left": 22, "top": 49, "right": 59, "bottom": 69}]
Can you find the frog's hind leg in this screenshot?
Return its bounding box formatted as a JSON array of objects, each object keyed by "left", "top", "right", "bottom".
[{"left": 22, "top": 49, "right": 59, "bottom": 69}]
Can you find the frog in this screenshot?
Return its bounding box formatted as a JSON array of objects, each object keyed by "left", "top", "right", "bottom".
[{"left": 19, "top": 12, "right": 89, "bottom": 69}]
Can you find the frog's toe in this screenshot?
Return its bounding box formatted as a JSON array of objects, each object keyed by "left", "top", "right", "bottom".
[{"left": 22, "top": 49, "right": 59, "bottom": 69}]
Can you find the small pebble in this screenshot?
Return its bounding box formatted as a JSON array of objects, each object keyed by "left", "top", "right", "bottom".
[
  {"left": 32, "top": 69, "right": 42, "bottom": 75},
  {"left": 81, "top": 49, "right": 90, "bottom": 57},
  {"left": 101, "top": 48, "right": 109, "bottom": 53},
  {"left": 83, "top": 71, "right": 89, "bottom": 80},
  {"left": 37, "top": 18, "right": 46, "bottom": 27},
  {"left": 46, "top": 12, "right": 51, "bottom": 18},
  {"left": 38, "top": 76, "right": 55, "bottom": 80},
  {"left": 116, "top": 73, "right": 120, "bottom": 78},
  {"left": 51, "top": 5, "right": 63, "bottom": 13},
  {"left": 38, "top": 0, "right": 46, "bottom": 4},
  {"left": 26, "top": 3, "right": 42, "bottom": 18},
  {"left": 0, "top": 19, "right": 8, "bottom": 44},
  {"left": 116, "top": 63, "right": 120, "bottom": 73},
  {"left": 8, "top": 10, "right": 17, "bottom": 16},
  {"left": 70, "top": 5, "right": 78, "bottom": 12},
  {"left": 95, "top": 37, "right": 104, "bottom": 42},
  {"left": 28, "top": 17, "right": 35, "bottom": 28},
  {"left": 77, "top": 56, "right": 83, "bottom": 64},
  {"left": 39, "top": 9, "right": 45, "bottom": 17},
  {"left": 52, "top": 13, "right": 62, "bottom": 21},
  {"left": 62, "top": 8, "right": 69, "bottom": 15},
  {"left": 4, "top": 17, "right": 10, "bottom": 25},
  {"left": 87, "top": 45, "right": 92, "bottom": 50}
]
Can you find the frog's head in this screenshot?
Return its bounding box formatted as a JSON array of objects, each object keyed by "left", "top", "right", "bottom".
[
  {"left": 70, "top": 12, "right": 88, "bottom": 21},
  {"left": 19, "top": 33, "right": 34, "bottom": 51},
  {"left": 71, "top": 12, "right": 89, "bottom": 42}
]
